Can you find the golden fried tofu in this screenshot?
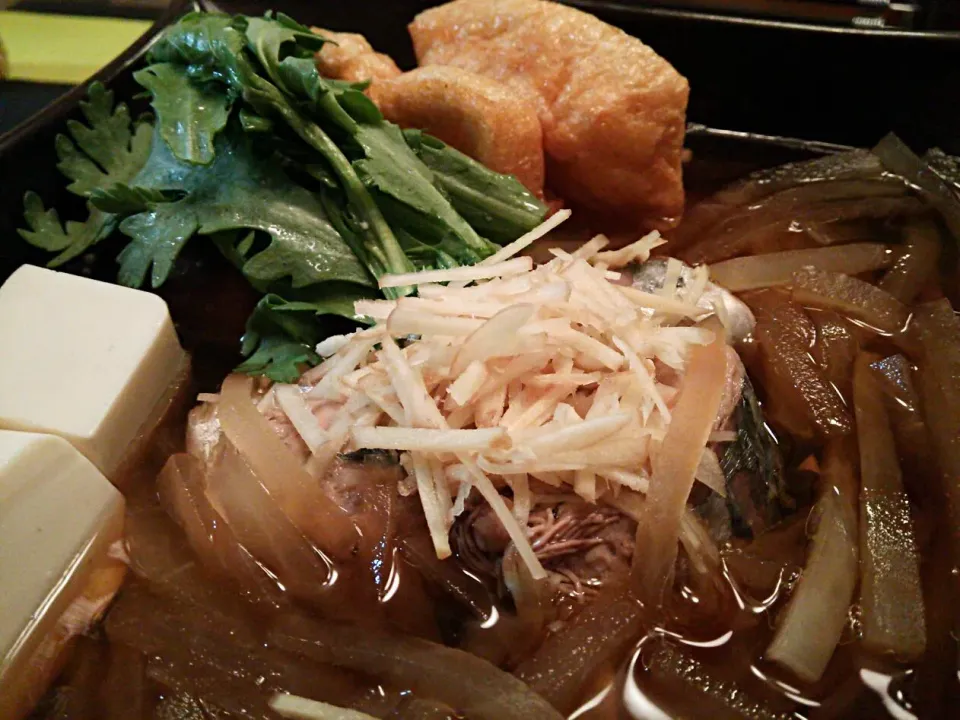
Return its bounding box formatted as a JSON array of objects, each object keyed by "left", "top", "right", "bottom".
[
  {"left": 314, "top": 28, "right": 402, "bottom": 85},
  {"left": 372, "top": 66, "right": 545, "bottom": 196},
  {"left": 409, "top": 0, "right": 689, "bottom": 225}
]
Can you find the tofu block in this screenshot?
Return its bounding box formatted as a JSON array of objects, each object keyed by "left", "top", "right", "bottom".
[
  {"left": 0, "top": 265, "right": 186, "bottom": 476},
  {"left": 0, "top": 430, "right": 126, "bottom": 720}
]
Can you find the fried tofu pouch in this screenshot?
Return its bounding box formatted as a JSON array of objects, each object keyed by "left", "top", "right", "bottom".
[
  {"left": 314, "top": 28, "right": 402, "bottom": 84},
  {"left": 371, "top": 66, "right": 545, "bottom": 196},
  {"left": 313, "top": 28, "right": 546, "bottom": 197},
  {"left": 409, "top": 0, "right": 689, "bottom": 225}
]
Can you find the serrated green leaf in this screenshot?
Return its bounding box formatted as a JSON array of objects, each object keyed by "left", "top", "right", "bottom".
[
  {"left": 134, "top": 63, "right": 232, "bottom": 165},
  {"left": 115, "top": 125, "right": 372, "bottom": 289},
  {"left": 117, "top": 209, "right": 199, "bottom": 287},
  {"left": 244, "top": 15, "right": 325, "bottom": 90},
  {"left": 236, "top": 335, "right": 318, "bottom": 382},
  {"left": 56, "top": 82, "right": 153, "bottom": 197},
  {"left": 236, "top": 286, "right": 372, "bottom": 381},
  {"left": 18, "top": 191, "right": 116, "bottom": 265},
  {"left": 406, "top": 131, "right": 547, "bottom": 243},
  {"left": 352, "top": 121, "right": 499, "bottom": 260}
]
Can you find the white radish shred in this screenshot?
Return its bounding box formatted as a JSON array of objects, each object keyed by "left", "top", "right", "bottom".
[
  {"left": 274, "top": 384, "right": 328, "bottom": 453},
  {"left": 379, "top": 256, "right": 533, "bottom": 288},
  {"left": 695, "top": 447, "right": 728, "bottom": 497},
  {"left": 253, "top": 214, "right": 730, "bottom": 579},
  {"left": 479, "top": 208, "right": 572, "bottom": 266}
]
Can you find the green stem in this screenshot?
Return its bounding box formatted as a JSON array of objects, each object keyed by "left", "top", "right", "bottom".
[{"left": 245, "top": 79, "right": 414, "bottom": 295}]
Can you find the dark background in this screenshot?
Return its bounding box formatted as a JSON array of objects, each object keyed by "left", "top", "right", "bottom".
[{"left": 3, "top": 0, "right": 960, "bottom": 151}]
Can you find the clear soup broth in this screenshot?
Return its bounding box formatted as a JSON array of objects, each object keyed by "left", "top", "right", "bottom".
[{"left": 29, "top": 141, "right": 960, "bottom": 720}]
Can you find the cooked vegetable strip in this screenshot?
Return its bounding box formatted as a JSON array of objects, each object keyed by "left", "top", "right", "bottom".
[
  {"left": 767, "top": 440, "right": 858, "bottom": 682},
  {"left": 218, "top": 374, "right": 359, "bottom": 558},
  {"left": 379, "top": 257, "right": 533, "bottom": 288},
  {"left": 478, "top": 208, "right": 571, "bottom": 266},
  {"left": 353, "top": 427, "right": 507, "bottom": 452},
  {"left": 515, "top": 588, "right": 644, "bottom": 715},
  {"left": 709, "top": 243, "right": 893, "bottom": 291},
  {"left": 879, "top": 218, "right": 941, "bottom": 303},
  {"left": 869, "top": 354, "right": 935, "bottom": 470},
  {"left": 751, "top": 297, "right": 853, "bottom": 439},
  {"left": 853, "top": 354, "right": 926, "bottom": 660},
  {"left": 642, "top": 639, "right": 794, "bottom": 720},
  {"left": 269, "top": 694, "right": 378, "bottom": 720},
  {"left": 791, "top": 267, "right": 910, "bottom": 334},
  {"left": 912, "top": 300, "right": 960, "bottom": 563},
  {"left": 269, "top": 615, "right": 565, "bottom": 720},
  {"left": 632, "top": 326, "right": 727, "bottom": 606}
]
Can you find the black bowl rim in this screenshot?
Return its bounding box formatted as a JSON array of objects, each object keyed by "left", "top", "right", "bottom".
[
  {"left": 0, "top": 0, "right": 197, "bottom": 157},
  {"left": 0, "top": 0, "right": 857, "bottom": 166},
  {"left": 566, "top": 0, "right": 960, "bottom": 41}
]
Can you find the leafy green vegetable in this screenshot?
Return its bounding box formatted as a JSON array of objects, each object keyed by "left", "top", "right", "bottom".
[
  {"left": 405, "top": 130, "right": 547, "bottom": 243},
  {"left": 237, "top": 284, "right": 373, "bottom": 382},
  {"left": 238, "top": 294, "right": 322, "bottom": 382},
  {"left": 18, "top": 83, "right": 153, "bottom": 266},
  {"left": 18, "top": 9, "right": 549, "bottom": 381},
  {"left": 56, "top": 83, "right": 153, "bottom": 198},
  {"left": 19, "top": 192, "right": 114, "bottom": 263},
  {"left": 133, "top": 62, "right": 232, "bottom": 165},
  {"left": 96, "top": 125, "right": 371, "bottom": 290}
]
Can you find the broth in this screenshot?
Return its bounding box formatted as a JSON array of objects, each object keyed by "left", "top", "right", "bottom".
[{"left": 27, "top": 147, "right": 960, "bottom": 720}]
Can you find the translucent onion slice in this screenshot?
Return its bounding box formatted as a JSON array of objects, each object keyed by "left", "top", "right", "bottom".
[
  {"left": 791, "top": 267, "right": 910, "bottom": 334},
  {"left": 766, "top": 439, "right": 858, "bottom": 682},
  {"left": 218, "top": 374, "right": 359, "bottom": 559},
  {"left": 709, "top": 242, "right": 894, "bottom": 292},
  {"left": 631, "top": 327, "right": 728, "bottom": 606},
  {"left": 269, "top": 614, "right": 564, "bottom": 720},
  {"left": 853, "top": 354, "right": 926, "bottom": 660},
  {"left": 514, "top": 587, "right": 644, "bottom": 714}
]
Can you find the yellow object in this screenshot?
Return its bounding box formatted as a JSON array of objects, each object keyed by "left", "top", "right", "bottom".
[{"left": 0, "top": 10, "right": 151, "bottom": 84}]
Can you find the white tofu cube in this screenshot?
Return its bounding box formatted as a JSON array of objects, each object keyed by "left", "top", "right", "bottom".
[
  {"left": 0, "top": 265, "right": 186, "bottom": 476},
  {"left": 0, "top": 430, "right": 126, "bottom": 720}
]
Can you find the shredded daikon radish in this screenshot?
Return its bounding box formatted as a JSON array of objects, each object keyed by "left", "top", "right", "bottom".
[
  {"left": 479, "top": 208, "right": 572, "bottom": 266},
  {"left": 409, "top": 452, "right": 452, "bottom": 558},
  {"left": 353, "top": 426, "right": 508, "bottom": 453},
  {"left": 574, "top": 470, "right": 597, "bottom": 502},
  {"left": 256, "top": 216, "right": 735, "bottom": 578},
  {"left": 449, "top": 360, "right": 489, "bottom": 407},
  {"left": 660, "top": 258, "right": 684, "bottom": 298},
  {"left": 274, "top": 384, "right": 327, "bottom": 453},
  {"left": 571, "top": 234, "right": 610, "bottom": 260},
  {"left": 600, "top": 468, "right": 650, "bottom": 494},
  {"left": 315, "top": 334, "right": 352, "bottom": 358},
  {"left": 380, "top": 257, "right": 533, "bottom": 289},
  {"left": 593, "top": 230, "right": 665, "bottom": 268},
  {"left": 510, "top": 473, "right": 532, "bottom": 527}
]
